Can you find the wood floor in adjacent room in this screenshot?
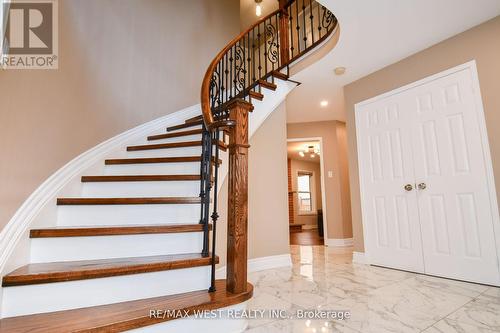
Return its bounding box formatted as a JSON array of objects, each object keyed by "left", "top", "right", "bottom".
[{"left": 289, "top": 229, "right": 324, "bottom": 245}]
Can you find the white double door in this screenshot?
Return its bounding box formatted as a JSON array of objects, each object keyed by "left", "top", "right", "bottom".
[{"left": 357, "top": 64, "right": 500, "bottom": 285}]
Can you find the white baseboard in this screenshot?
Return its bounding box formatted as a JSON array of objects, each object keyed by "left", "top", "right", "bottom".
[
  {"left": 326, "top": 238, "right": 353, "bottom": 247},
  {"left": 352, "top": 251, "right": 368, "bottom": 265},
  {"left": 301, "top": 225, "right": 318, "bottom": 230},
  {"left": 215, "top": 254, "right": 292, "bottom": 278}
]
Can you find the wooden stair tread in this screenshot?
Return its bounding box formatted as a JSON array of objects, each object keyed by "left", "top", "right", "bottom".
[
  {"left": 249, "top": 91, "right": 264, "bottom": 101},
  {"left": 81, "top": 175, "right": 200, "bottom": 182},
  {"left": 166, "top": 120, "right": 203, "bottom": 132},
  {"left": 271, "top": 70, "right": 289, "bottom": 81},
  {"left": 30, "top": 223, "right": 210, "bottom": 238},
  {"left": 0, "top": 279, "right": 253, "bottom": 332},
  {"left": 105, "top": 156, "right": 221, "bottom": 165},
  {"left": 147, "top": 128, "right": 203, "bottom": 141},
  {"left": 185, "top": 115, "right": 204, "bottom": 123},
  {"left": 258, "top": 79, "right": 277, "bottom": 91},
  {"left": 126, "top": 140, "right": 227, "bottom": 152},
  {"left": 2, "top": 253, "right": 218, "bottom": 287},
  {"left": 57, "top": 197, "right": 201, "bottom": 205}
]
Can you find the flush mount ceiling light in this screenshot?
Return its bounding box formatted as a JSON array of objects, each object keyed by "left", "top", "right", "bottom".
[
  {"left": 255, "top": 0, "right": 262, "bottom": 16},
  {"left": 299, "top": 144, "right": 320, "bottom": 158},
  {"left": 320, "top": 100, "right": 328, "bottom": 107},
  {"left": 334, "top": 66, "right": 346, "bottom": 75}
]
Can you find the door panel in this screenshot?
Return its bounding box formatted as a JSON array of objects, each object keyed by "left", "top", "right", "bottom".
[
  {"left": 410, "top": 68, "right": 500, "bottom": 285},
  {"left": 357, "top": 94, "right": 425, "bottom": 272}
]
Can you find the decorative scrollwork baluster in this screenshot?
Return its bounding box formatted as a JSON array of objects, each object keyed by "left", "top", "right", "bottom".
[
  {"left": 321, "top": 5, "right": 334, "bottom": 30},
  {"left": 209, "top": 71, "right": 221, "bottom": 109},
  {"left": 233, "top": 43, "right": 246, "bottom": 94},
  {"left": 265, "top": 23, "right": 279, "bottom": 65}
]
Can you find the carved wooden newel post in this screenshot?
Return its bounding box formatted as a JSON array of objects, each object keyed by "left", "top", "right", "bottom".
[{"left": 226, "top": 99, "right": 254, "bottom": 294}]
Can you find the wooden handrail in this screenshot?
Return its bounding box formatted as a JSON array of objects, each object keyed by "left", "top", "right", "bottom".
[{"left": 200, "top": 9, "right": 283, "bottom": 131}]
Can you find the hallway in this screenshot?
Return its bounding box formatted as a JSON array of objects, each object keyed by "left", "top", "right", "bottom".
[{"left": 246, "top": 245, "right": 500, "bottom": 332}]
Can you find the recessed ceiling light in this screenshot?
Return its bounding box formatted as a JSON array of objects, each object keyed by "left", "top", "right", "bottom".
[
  {"left": 334, "top": 67, "right": 346, "bottom": 75},
  {"left": 320, "top": 100, "right": 328, "bottom": 107}
]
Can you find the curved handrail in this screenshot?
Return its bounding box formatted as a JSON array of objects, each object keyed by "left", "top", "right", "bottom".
[
  {"left": 200, "top": 9, "right": 281, "bottom": 129},
  {"left": 201, "top": 0, "right": 338, "bottom": 131}
]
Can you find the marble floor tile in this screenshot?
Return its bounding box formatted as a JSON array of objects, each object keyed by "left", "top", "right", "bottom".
[
  {"left": 246, "top": 245, "right": 500, "bottom": 333},
  {"left": 245, "top": 319, "right": 359, "bottom": 333},
  {"left": 260, "top": 278, "right": 343, "bottom": 309},
  {"left": 446, "top": 288, "right": 500, "bottom": 331},
  {"left": 422, "top": 318, "right": 500, "bottom": 333},
  {"left": 246, "top": 288, "right": 300, "bottom": 329},
  {"left": 248, "top": 266, "right": 295, "bottom": 288}
]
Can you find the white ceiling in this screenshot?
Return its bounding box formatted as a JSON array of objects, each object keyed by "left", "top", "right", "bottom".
[
  {"left": 286, "top": 0, "right": 500, "bottom": 123},
  {"left": 287, "top": 140, "right": 321, "bottom": 163}
]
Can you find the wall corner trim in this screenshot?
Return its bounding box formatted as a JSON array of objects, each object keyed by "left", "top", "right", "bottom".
[
  {"left": 215, "top": 254, "right": 292, "bottom": 278},
  {"left": 326, "top": 238, "right": 353, "bottom": 247},
  {"left": 352, "top": 251, "right": 368, "bottom": 265}
]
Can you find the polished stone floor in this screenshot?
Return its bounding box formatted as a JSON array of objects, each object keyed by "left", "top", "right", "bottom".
[{"left": 245, "top": 245, "right": 500, "bottom": 332}]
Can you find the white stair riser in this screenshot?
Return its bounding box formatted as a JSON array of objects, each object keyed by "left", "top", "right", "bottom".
[
  {"left": 104, "top": 163, "right": 201, "bottom": 176},
  {"left": 30, "top": 232, "right": 204, "bottom": 263},
  {"left": 57, "top": 204, "right": 200, "bottom": 226},
  {"left": 81, "top": 181, "right": 200, "bottom": 197},
  {"left": 144, "top": 134, "right": 202, "bottom": 145},
  {"left": 128, "top": 303, "right": 248, "bottom": 333},
  {"left": 126, "top": 146, "right": 202, "bottom": 158},
  {"left": 1, "top": 266, "right": 211, "bottom": 318}
]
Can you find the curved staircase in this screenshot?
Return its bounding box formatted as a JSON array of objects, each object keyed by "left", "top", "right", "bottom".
[{"left": 0, "top": 1, "right": 337, "bottom": 331}]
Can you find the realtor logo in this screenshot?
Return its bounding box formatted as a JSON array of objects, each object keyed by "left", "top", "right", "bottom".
[{"left": 1, "top": 0, "right": 58, "bottom": 69}]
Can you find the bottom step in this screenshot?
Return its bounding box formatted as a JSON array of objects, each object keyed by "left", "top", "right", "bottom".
[{"left": 0, "top": 280, "right": 253, "bottom": 333}]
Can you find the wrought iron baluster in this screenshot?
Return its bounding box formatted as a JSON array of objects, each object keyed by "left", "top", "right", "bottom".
[
  {"left": 302, "top": 0, "right": 307, "bottom": 49},
  {"left": 317, "top": 0, "right": 322, "bottom": 38},
  {"left": 309, "top": 0, "right": 314, "bottom": 43},
  {"left": 275, "top": 14, "right": 279, "bottom": 70},
  {"left": 246, "top": 32, "right": 251, "bottom": 102},
  {"left": 257, "top": 22, "right": 262, "bottom": 80},
  {"left": 264, "top": 19, "right": 268, "bottom": 76},
  {"left": 289, "top": 5, "right": 294, "bottom": 58},
  {"left": 200, "top": 126, "right": 212, "bottom": 257},
  {"left": 252, "top": 28, "right": 256, "bottom": 83},
  {"left": 208, "top": 129, "right": 221, "bottom": 292},
  {"left": 295, "top": 0, "right": 300, "bottom": 52}
]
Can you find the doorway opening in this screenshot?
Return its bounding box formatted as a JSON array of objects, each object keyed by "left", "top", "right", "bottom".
[{"left": 287, "top": 139, "right": 326, "bottom": 245}]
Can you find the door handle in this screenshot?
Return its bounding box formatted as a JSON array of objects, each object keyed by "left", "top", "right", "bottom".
[
  {"left": 418, "top": 183, "right": 427, "bottom": 190},
  {"left": 404, "top": 184, "right": 413, "bottom": 192}
]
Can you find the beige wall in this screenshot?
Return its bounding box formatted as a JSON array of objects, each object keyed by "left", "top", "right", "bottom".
[
  {"left": 215, "top": 102, "right": 290, "bottom": 265},
  {"left": 289, "top": 158, "right": 322, "bottom": 226},
  {"left": 0, "top": 0, "right": 239, "bottom": 231},
  {"left": 344, "top": 16, "right": 500, "bottom": 252},
  {"left": 287, "top": 121, "right": 352, "bottom": 240}
]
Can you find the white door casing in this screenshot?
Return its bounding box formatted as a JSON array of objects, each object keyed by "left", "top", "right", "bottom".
[{"left": 356, "top": 61, "right": 500, "bottom": 286}]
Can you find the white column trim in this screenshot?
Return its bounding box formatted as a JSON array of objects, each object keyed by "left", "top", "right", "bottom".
[{"left": 326, "top": 238, "right": 353, "bottom": 247}]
